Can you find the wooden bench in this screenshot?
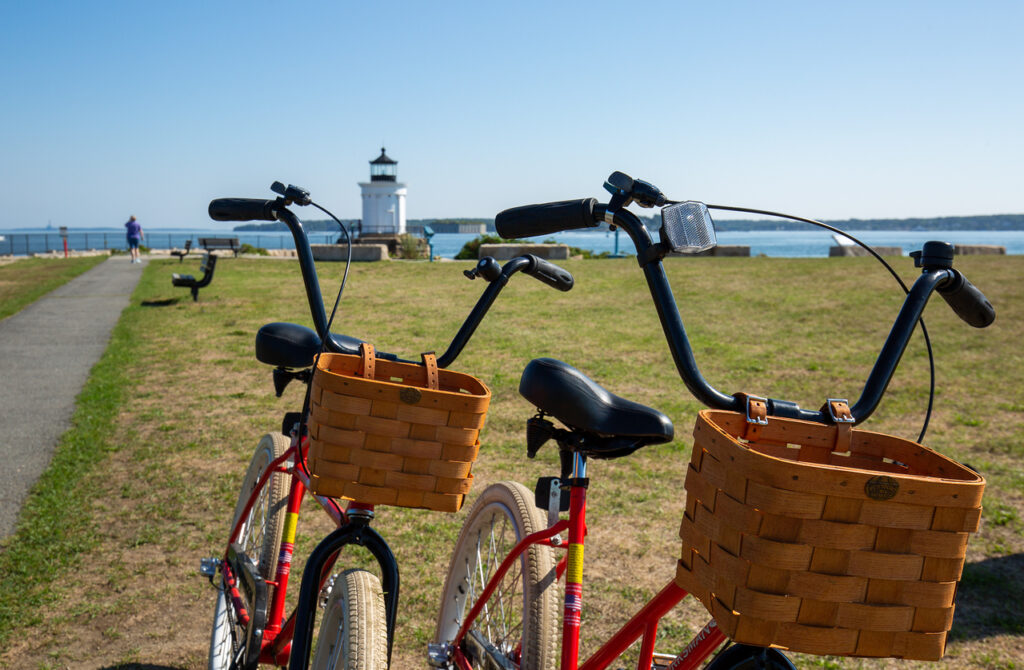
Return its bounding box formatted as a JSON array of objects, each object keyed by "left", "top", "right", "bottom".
[
  {"left": 172, "top": 253, "right": 218, "bottom": 301},
  {"left": 170, "top": 239, "right": 193, "bottom": 262},
  {"left": 199, "top": 237, "right": 241, "bottom": 257}
]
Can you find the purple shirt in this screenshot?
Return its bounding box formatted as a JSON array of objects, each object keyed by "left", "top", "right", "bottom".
[{"left": 125, "top": 219, "right": 142, "bottom": 239}]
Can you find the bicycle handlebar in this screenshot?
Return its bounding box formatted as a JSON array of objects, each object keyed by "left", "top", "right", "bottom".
[
  {"left": 495, "top": 198, "right": 996, "bottom": 426},
  {"left": 495, "top": 198, "right": 600, "bottom": 239},
  {"left": 936, "top": 271, "right": 995, "bottom": 328},
  {"left": 208, "top": 198, "right": 278, "bottom": 222},
  {"left": 208, "top": 193, "right": 576, "bottom": 368},
  {"left": 523, "top": 255, "right": 575, "bottom": 292}
]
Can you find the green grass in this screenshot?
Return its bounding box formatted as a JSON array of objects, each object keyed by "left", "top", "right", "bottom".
[
  {"left": 0, "top": 255, "right": 107, "bottom": 320},
  {"left": 1, "top": 253, "right": 1021, "bottom": 668}
]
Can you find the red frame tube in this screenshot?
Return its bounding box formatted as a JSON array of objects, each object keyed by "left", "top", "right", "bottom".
[
  {"left": 560, "top": 485, "right": 588, "bottom": 670},
  {"left": 263, "top": 473, "right": 306, "bottom": 639}
]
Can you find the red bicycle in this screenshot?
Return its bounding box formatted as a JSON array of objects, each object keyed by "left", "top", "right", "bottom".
[
  {"left": 429, "top": 172, "right": 995, "bottom": 669},
  {"left": 201, "top": 182, "right": 575, "bottom": 669}
]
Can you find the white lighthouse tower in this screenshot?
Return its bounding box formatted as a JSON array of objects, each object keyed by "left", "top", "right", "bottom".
[{"left": 359, "top": 147, "right": 406, "bottom": 235}]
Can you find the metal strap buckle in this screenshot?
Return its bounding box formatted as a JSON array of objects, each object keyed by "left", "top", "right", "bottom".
[
  {"left": 827, "top": 398, "right": 855, "bottom": 423},
  {"left": 604, "top": 209, "right": 616, "bottom": 225},
  {"left": 745, "top": 395, "right": 769, "bottom": 425}
]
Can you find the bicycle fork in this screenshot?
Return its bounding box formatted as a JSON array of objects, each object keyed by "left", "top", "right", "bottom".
[{"left": 287, "top": 509, "right": 400, "bottom": 669}]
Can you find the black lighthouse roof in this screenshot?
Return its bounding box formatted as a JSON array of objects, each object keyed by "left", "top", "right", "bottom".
[{"left": 370, "top": 147, "right": 398, "bottom": 181}]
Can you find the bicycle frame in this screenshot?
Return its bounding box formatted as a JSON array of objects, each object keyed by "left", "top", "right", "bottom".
[
  {"left": 447, "top": 179, "right": 996, "bottom": 669},
  {"left": 208, "top": 188, "right": 583, "bottom": 669},
  {"left": 448, "top": 453, "right": 729, "bottom": 670},
  {"left": 219, "top": 429, "right": 399, "bottom": 667}
]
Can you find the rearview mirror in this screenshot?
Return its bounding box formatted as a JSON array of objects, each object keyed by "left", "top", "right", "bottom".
[{"left": 660, "top": 201, "right": 716, "bottom": 254}]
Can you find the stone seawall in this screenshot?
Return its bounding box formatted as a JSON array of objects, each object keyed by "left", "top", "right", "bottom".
[
  {"left": 829, "top": 246, "right": 903, "bottom": 257},
  {"left": 478, "top": 244, "right": 570, "bottom": 260},
  {"left": 311, "top": 244, "right": 389, "bottom": 261},
  {"left": 692, "top": 245, "right": 750, "bottom": 257},
  {"left": 955, "top": 244, "right": 1006, "bottom": 255}
]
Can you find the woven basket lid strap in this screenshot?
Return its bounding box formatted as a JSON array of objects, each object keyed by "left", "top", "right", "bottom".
[
  {"left": 420, "top": 352, "right": 439, "bottom": 390},
  {"left": 359, "top": 342, "right": 376, "bottom": 380}
]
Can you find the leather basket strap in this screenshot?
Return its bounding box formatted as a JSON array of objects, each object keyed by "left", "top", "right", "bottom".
[
  {"left": 359, "top": 342, "right": 376, "bottom": 380},
  {"left": 736, "top": 393, "right": 768, "bottom": 442},
  {"left": 827, "top": 399, "right": 854, "bottom": 453},
  {"left": 420, "top": 352, "right": 439, "bottom": 390}
]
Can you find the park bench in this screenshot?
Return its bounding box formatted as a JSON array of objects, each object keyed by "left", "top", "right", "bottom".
[
  {"left": 170, "top": 239, "right": 193, "bottom": 262},
  {"left": 199, "top": 237, "right": 241, "bottom": 257},
  {"left": 172, "top": 253, "right": 218, "bottom": 301}
]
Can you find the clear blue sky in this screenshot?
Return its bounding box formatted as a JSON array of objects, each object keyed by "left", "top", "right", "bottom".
[{"left": 1, "top": 1, "right": 1021, "bottom": 230}]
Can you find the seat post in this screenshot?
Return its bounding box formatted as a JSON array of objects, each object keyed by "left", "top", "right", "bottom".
[
  {"left": 561, "top": 447, "right": 590, "bottom": 670},
  {"left": 558, "top": 445, "right": 588, "bottom": 482},
  {"left": 571, "top": 450, "right": 587, "bottom": 480}
]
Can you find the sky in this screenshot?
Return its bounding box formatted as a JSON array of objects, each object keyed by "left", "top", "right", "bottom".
[{"left": 0, "top": 1, "right": 1021, "bottom": 230}]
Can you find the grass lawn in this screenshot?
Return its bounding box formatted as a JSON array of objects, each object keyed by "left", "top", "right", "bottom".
[
  {"left": 0, "top": 252, "right": 1021, "bottom": 669},
  {"left": 0, "top": 255, "right": 108, "bottom": 321}
]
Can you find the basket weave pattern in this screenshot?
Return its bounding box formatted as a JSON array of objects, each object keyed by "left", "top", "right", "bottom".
[
  {"left": 675, "top": 409, "right": 985, "bottom": 661},
  {"left": 307, "top": 345, "right": 490, "bottom": 512}
]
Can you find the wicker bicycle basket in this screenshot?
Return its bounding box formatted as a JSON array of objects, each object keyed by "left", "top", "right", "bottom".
[
  {"left": 307, "top": 343, "right": 490, "bottom": 513},
  {"left": 675, "top": 405, "right": 985, "bottom": 661}
]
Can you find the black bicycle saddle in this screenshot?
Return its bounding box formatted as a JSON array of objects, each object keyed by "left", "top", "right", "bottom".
[{"left": 519, "top": 358, "right": 674, "bottom": 457}]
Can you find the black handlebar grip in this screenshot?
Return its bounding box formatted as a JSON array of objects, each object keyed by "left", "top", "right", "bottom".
[
  {"left": 208, "top": 198, "right": 278, "bottom": 222},
  {"left": 495, "top": 198, "right": 599, "bottom": 239},
  {"left": 937, "top": 271, "right": 996, "bottom": 328},
  {"left": 523, "top": 255, "right": 574, "bottom": 292}
]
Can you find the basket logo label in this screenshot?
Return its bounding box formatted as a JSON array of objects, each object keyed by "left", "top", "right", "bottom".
[
  {"left": 400, "top": 387, "right": 422, "bottom": 404},
  {"left": 865, "top": 475, "right": 899, "bottom": 500}
]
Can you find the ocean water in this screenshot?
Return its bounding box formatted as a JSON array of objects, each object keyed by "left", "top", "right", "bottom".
[
  {"left": 3, "top": 228, "right": 1023, "bottom": 258},
  {"left": 428, "top": 229, "right": 1024, "bottom": 259}
]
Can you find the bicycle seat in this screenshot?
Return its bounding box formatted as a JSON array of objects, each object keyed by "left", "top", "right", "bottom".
[
  {"left": 256, "top": 322, "right": 322, "bottom": 369},
  {"left": 519, "top": 358, "right": 674, "bottom": 457},
  {"left": 256, "top": 322, "right": 367, "bottom": 368}
]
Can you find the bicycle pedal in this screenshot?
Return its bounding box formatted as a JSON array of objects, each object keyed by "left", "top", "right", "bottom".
[
  {"left": 426, "top": 642, "right": 452, "bottom": 667},
  {"left": 651, "top": 652, "right": 676, "bottom": 669},
  {"left": 199, "top": 557, "right": 220, "bottom": 578}
]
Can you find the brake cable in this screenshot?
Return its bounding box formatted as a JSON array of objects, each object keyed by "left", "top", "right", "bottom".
[{"left": 692, "top": 203, "right": 936, "bottom": 443}]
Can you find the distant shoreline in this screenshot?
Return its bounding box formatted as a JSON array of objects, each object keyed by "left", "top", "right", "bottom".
[
  {"left": 230, "top": 212, "right": 1024, "bottom": 234},
  {"left": 5, "top": 212, "right": 1024, "bottom": 234}
]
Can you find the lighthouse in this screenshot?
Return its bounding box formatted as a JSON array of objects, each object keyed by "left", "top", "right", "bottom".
[{"left": 359, "top": 147, "right": 407, "bottom": 235}]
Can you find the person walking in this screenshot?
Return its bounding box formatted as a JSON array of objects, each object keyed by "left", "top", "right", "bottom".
[{"left": 125, "top": 215, "right": 144, "bottom": 263}]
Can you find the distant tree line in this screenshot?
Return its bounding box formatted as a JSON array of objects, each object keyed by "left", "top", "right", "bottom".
[{"left": 235, "top": 213, "right": 1024, "bottom": 233}]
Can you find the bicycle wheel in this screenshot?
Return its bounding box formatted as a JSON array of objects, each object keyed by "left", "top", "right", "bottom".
[
  {"left": 209, "top": 432, "right": 290, "bottom": 670},
  {"left": 435, "top": 481, "right": 559, "bottom": 669},
  {"left": 704, "top": 643, "right": 796, "bottom": 670},
  {"left": 311, "top": 568, "right": 389, "bottom": 670}
]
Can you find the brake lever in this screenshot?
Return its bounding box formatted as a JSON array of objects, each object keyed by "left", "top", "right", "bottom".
[{"left": 271, "top": 181, "right": 312, "bottom": 206}]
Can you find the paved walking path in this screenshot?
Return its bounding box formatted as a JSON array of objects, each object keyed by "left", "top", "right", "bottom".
[{"left": 0, "top": 255, "right": 148, "bottom": 538}]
